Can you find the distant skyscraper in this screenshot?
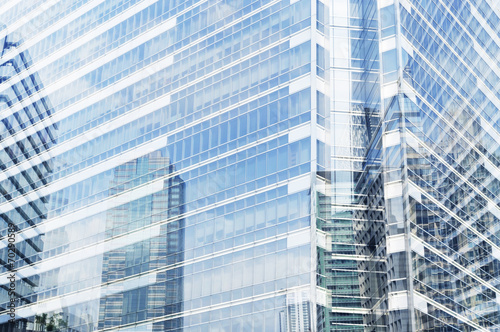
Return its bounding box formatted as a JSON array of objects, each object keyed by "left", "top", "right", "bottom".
[{"left": 0, "top": 0, "right": 499, "bottom": 331}]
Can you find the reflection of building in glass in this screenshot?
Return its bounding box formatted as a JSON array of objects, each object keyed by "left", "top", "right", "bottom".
[
  {"left": 279, "top": 291, "right": 312, "bottom": 332},
  {"left": 98, "top": 152, "right": 184, "bottom": 330},
  {"left": 0, "top": 3, "right": 316, "bottom": 325},
  {"left": 1, "top": 0, "right": 500, "bottom": 331},
  {"left": 0, "top": 33, "right": 56, "bottom": 332},
  {"left": 351, "top": 0, "right": 500, "bottom": 330}
]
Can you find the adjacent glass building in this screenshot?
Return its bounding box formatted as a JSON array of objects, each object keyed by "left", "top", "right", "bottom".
[{"left": 0, "top": 0, "right": 499, "bottom": 331}]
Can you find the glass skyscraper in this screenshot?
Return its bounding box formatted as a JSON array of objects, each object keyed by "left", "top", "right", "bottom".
[{"left": 0, "top": 0, "right": 499, "bottom": 331}]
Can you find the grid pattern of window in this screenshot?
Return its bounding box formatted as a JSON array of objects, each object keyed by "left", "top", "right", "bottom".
[
  {"left": 356, "top": 0, "right": 500, "bottom": 331},
  {"left": 0, "top": 1, "right": 317, "bottom": 331}
]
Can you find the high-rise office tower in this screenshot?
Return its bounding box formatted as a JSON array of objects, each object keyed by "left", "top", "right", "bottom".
[
  {"left": 360, "top": 0, "right": 500, "bottom": 330},
  {"left": 0, "top": 0, "right": 499, "bottom": 331}
]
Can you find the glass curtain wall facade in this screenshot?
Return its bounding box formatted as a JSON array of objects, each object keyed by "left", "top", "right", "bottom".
[
  {"left": 0, "top": 0, "right": 317, "bottom": 331},
  {"left": 0, "top": 0, "right": 500, "bottom": 331},
  {"left": 360, "top": 0, "right": 500, "bottom": 331},
  {"left": 356, "top": 0, "right": 500, "bottom": 331}
]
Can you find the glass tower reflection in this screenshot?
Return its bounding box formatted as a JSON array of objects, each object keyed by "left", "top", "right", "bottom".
[
  {"left": 0, "top": 32, "right": 57, "bottom": 332},
  {"left": 0, "top": 1, "right": 315, "bottom": 331}
]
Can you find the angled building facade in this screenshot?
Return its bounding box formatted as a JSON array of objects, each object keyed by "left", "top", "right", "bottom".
[
  {"left": 0, "top": 0, "right": 499, "bottom": 331},
  {"left": 0, "top": 1, "right": 316, "bottom": 331},
  {"left": 360, "top": 0, "right": 500, "bottom": 330}
]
